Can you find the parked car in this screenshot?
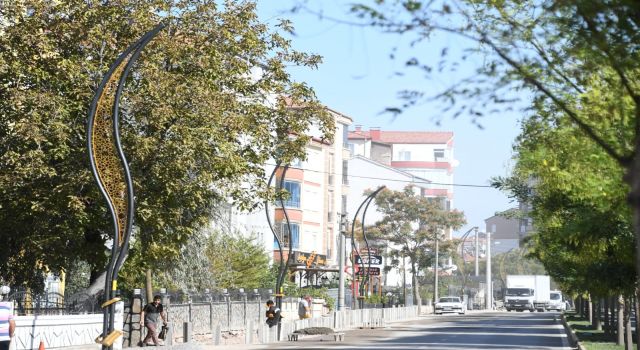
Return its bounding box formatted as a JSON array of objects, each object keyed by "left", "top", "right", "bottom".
[{"left": 435, "top": 296, "right": 466, "bottom": 315}]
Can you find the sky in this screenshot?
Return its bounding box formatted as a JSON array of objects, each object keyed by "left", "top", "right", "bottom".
[{"left": 257, "top": 2, "right": 525, "bottom": 236}]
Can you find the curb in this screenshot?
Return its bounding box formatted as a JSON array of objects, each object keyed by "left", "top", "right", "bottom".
[{"left": 559, "top": 313, "right": 586, "bottom": 350}]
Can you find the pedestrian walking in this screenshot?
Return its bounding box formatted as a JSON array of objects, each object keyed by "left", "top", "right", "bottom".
[
  {"left": 265, "top": 300, "right": 281, "bottom": 328},
  {"left": 0, "top": 301, "right": 15, "bottom": 350},
  {"left": 298, "top": 295, "right": 312, "bottom": 320},
  {"left": 140, "top": 295, "right": 167, "bottom": 346}
]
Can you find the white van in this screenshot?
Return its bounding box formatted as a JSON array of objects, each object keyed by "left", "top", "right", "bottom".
[{"left": 547, "top": 291, "right": 565, "bottom": 311}]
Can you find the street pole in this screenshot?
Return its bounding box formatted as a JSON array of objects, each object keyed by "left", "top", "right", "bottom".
[
  {"left": 475, "top": 228, "right": 479, "bottom": 277},
  {"left": 485, "top": 230, "right": 492, "bottom": 310},
  {"left": 434, "top": 235, "right": 439, "bottom": 305},
  {"left": 338, "top": 214, "right": 346, "bottom": 311},
  {"left": 402, "top": 254, "right": 406, "bottom": 306}
]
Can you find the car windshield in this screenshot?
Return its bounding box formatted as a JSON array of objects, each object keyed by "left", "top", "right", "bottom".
[
  {"left": 506, "top": 288, "right": 533, "bottom": 296},
  {"left": 550, "top": 293, "right": 561, "bottom": 300},
  {"left": 438, "top": 297, "right": 460, "bottom": 303}
]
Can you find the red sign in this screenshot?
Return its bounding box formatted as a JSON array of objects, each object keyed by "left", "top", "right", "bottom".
[{"left": 356, "top": 267, "right": 380, "bottom": 276}]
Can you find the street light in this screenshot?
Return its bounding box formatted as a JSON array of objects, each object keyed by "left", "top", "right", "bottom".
[{"left": 486, "top": 231, "right": 492, "bottom": 310}]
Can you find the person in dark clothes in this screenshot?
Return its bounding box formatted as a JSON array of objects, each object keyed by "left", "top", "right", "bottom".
[
  {"left": 265, "top": 300, "right": 282, "bottom": 328},
  {"left": 139, "top": 295, "right": 167, "bottom": 346}
]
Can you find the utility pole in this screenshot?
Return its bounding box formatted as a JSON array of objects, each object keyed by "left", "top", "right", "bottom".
[
  {"left": 474, "top": 228, "right": 479, "bottom": 277},
  {"left": 337, "top": 214, "right": 347, "bottom": 311},
  {"left": 485, "top": 230, "right": 492, "bottom": 310},
  {"left": 434, "top": 235, "right": 439, "bottom": 305}
]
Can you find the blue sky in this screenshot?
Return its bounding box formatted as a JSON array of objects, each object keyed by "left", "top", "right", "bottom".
[{"left": 257, "top": 2, "right": 525, "bottom": 236}]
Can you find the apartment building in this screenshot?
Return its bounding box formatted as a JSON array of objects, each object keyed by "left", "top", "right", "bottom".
[
  {"left": 230, "top": 107, "right": 352, "bottom": 287},
  {"left": 347, "top": 126, "right": 457, "bottom": 296},
  {"left": 348, "top": 126, "right": 455, "bottom": 205}
]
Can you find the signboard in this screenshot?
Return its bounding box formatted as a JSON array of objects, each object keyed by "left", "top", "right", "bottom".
[
  {"left": 356, "top": 267, "right": 380, "bottom": 276},
  {"left": 357, "top": 247, "right": 379, "bottom": 254},
  {"left": 293, "top": 251, "right": 327, "bottom": 267},
  {"left": 355, "top": 255, "right": 383, "bottom": 265}
]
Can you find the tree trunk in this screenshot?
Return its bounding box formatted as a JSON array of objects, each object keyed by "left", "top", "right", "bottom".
[
  {"left": 411, "top": 260, "right": 421, "bottom": 308},
  {"left": 578, "top": 295, "right": 583, "bottom": 318},
  {"left": 634, "top": 289, "right": 640, "bottom": 350},
  {"left": 627, "top": 139, "right": 640, "bottom": 350},
  {"left": 618, "top": 295, "right": 625, "bottom": 346},
  {"left": 146, "top": 269, "right": 153, "bottom": 303},
  {"left": 624, "top": 296, "right": 633, "bottom": 350},
  {"left": 588, "top": 294, "right": 593, "bottom": 325},
  {"left": 594, "top": 299, "right": 602, "bottom": 331},
  {"left": 604, "top": 297, "right": 610, "bottom": 336}
]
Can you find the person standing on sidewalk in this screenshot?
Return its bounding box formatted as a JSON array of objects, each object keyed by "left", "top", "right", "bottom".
[
  {"left": 140, "top": 295, "right": 167, "bottom": 346},
  {"left": 298, "top": 295, "right": 312, "bottom": 320},
  {"left": 0, "top": 301, "right": 15, "bottom": 350}
]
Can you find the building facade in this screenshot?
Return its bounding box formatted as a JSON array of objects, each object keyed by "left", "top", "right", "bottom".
[{"left": 229, "top": 108, "right": 352, "bottom": 288}]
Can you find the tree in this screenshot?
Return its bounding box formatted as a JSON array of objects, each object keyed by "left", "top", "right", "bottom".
[
  {"left": 497, "top": 110, "right": 636, "bottom": 295},
  {"left": 369, "top": 186, "right": 465, "bottom": 306},
  {"left": 0, "top": 0, "right": 333, "bottom": 291},
  {"left": 204, "top": 231, "right": 271, "bottom": 290},
  {"left": 343, "top": 0, "right": 640, "bottom": 320}
]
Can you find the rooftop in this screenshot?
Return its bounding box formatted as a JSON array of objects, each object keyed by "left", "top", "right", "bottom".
[{"left": 348, "top": 128, "right": 453, "bottom": 144}]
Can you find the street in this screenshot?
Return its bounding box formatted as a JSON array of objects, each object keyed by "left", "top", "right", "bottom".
[{"left": 220, "top": 311, "right": 571, "bottom": 350}]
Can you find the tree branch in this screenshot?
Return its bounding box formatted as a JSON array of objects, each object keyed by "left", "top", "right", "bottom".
[{"left": 578, "top": 10, "right": 640, "bottom": 148}]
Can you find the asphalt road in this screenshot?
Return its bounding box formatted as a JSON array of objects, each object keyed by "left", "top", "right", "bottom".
[{"left": 219, "top": 311, "right": 572, "bottom": 350}]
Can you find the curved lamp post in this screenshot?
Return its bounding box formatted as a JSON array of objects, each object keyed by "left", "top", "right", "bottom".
[
  {"left": 350, "top": 186, "right": 386, "bottom": 309},
  {"left": 87, "top": 24, "right": 164, "bottom": 349},
  {"left": 265, "top": 162, "right": 294, "bottom": 339}
]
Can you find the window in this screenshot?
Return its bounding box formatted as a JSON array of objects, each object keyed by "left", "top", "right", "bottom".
[
  {"left": 398, "top": 151, "right": 411, "bottom": 161},
  {"left": 342, "top": 125, "right": 350, "bottom": 149},
  {"left": 341, "top": 195, "right": 347, "bottom": 214},
  {"left": 342, "top": 160, "right": 349, "bottom": 185},
  {"left": 434, "top": 149, "right": 445, "bottom": 161},
  {"left": 282, "top": 181, "right": 301, "bottom": 208},
  {"left": 274, "top": 223, "right": 299, "bottom": 249},
  {"left": 290, "top": 158, "right": 303, "bottom": 168}
]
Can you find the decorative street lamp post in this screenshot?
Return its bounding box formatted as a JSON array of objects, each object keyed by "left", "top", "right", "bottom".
[
  {"left": 265, "top": 162, "right": 294, "bottom": 340},
  {"left": 351, "top": 186, "right": 386, "bottom": 309},
  {"left": 87, "top": 24, "right": 164, "bottom": 350}
]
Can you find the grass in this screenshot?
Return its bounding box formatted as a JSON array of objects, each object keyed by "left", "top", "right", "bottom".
[{"left": 565, "top": 312, "right": 632, "bottom": 350}]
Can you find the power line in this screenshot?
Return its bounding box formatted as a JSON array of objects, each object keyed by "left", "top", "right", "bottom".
[{"left": 265, "top": 163, "right": 494, "bottom": 188}]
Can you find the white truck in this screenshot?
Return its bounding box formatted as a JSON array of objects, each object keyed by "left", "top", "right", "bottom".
[{"left": 504, "top": 275, "right": 550, "bottom": 312}]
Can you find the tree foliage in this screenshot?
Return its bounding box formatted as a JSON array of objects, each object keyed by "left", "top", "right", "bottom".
[
  {"left": 0, "top": 0, "right": 333, "bottom": 291},
  {"left": 205, "top": 231, "right": 271, "bottom": 290},
  {"left": 340, "top": 0, "right": 640, "bottom": 303},
  {"left": 495, "top": 107, "right": 635, "bottom": 297},
  {"left": 369, "top": 186, "right": 466, "bottom": 304}
]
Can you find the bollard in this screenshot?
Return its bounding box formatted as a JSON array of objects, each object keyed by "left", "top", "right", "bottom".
[
  {"left": 165, "top": 322, "right": 174, "bottom": 346},
  {"left": 245, "top": 322, "right": 253, "bottom": 344},
  {"left": 213, "top": 323, "right": 221, "bottom": 345},
  {"left": 183, "top": 321, "right": 192, "bottom": 343}
]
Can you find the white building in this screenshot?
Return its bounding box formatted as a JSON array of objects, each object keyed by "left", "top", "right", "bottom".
[{"left": 347, "top": 155, "right": 432, "bottom": 289}]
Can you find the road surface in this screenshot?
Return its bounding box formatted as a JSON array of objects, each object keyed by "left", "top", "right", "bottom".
[{"left": 216, "top": 311, "right": 572, "bottom": 350}]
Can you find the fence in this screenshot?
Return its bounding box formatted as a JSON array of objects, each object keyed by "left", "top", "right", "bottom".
[
  {"left": 7, "top": 290, "right": 100, "bottom": 316},
  {"left": 217, "top": 305, "right": 421, "bottom": 345}
]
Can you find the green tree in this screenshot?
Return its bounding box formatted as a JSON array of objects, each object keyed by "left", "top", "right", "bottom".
[
  {"left": 369, "top": 186, "right": 466, "bottom": 306},
  {"left": 0, "top": 0, "right": 333, "bottom": 291},
  {"left": 204, "top": 231, "right": 271, "bottom": 290},
  {"left": 344, "top": 0, "right": 640, "bottom": 317},
  {"left": 497, "top": 111, "right": 635, "bottom": 298}
]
